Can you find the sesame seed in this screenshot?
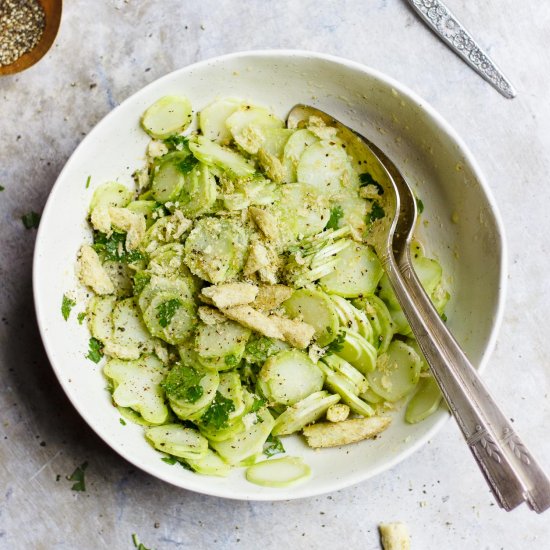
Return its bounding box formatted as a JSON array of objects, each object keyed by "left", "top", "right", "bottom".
[{"left": 0, "top": 0, "right": 45, "bottom": 66}]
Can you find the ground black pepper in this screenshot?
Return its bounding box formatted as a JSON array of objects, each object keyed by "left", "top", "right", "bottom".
[{"left": 0, "top": 0, "right": 45, "bottom": 66}]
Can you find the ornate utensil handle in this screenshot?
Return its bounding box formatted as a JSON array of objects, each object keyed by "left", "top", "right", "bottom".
[
  {"left": 381, "top": 251, "right": 550, "bottom": 512},
  {"left": 406, "top": 0, "right": 516, "bottom": 98}
]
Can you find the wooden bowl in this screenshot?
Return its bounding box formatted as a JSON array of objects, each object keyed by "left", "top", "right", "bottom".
[{"left": 0, "top": 0, "right": 62, "bottom": 76}]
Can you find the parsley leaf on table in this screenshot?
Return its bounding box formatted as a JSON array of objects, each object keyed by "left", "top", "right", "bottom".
[
  {"left": 67, "top": 462, "right": 88, "bottom": 492},
  {"left": 21, "top": 211, "right": 40, "bottom": 229}
]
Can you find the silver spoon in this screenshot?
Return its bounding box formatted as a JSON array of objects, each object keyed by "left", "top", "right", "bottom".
[{"left": 287, "top": 104, "right": 550, "bottom": 513}]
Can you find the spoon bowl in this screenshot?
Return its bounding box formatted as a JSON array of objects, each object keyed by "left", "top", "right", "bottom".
[
  {"left": 288, "top": 103, "right": 550, "bottom": 513},
  {"left": 0, "top": 0, "right": 62, "bottom": 76}
]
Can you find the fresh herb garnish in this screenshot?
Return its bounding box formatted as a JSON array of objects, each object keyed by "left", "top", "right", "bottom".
[
  {"left": 61, "top": 294, "right": 76, "bottom": 321},
  {"left": 250, "top": 397, "right": 266, "bottom": 413},
  {"left": 133, "top": 271, "right": 151, "bottom": 294},
  {"left": 164, "top": 134, "right": 189, "bottom": 150},
  {"left": 161, "top": 364, "right": 204, "bottom": 404},
  {"left": 67, "top": 462, "right": 88, "bottom": 491},
  {"left": 224, "top": 354, "right": 239, "bottom": 368},
  {"left": 21, "top": 211, "right": 40, "bottom": 229},
  {"left": 131, "top": 534, "right": 151, "bottom": 550},
  {"left": 326, "top": 330, "right": 346, "bottom": 354},
  {"left": 161, "top": 456, "right": 178, "bottom": 465},
  {"left": 0, "top": 185, "right": 4, "bottom": 191},
  {"left": 441, "top": 313, "right": 448, "bottom": 323},
  {"left": 77, "top": 312, "right": 86, "bottom": 325},
  {"left": 326, "top": 205, "right": 344, "bottom": 230},
  {"left": 92, "top": 231, "right": 143, "bottom": 263},
  {"left": 366, "top": 200, "right": 385, "bottom": 223},
  {"left": 85, "top": 175, "right": 91, "bottom": 189},
  {"left": 156, "top": 298, "right": 182, "bottom": 328},
  {"left": 119, "top": 418, "right": 126, "bottom": 426},
  {"left": 264, "top": 434, "right": 285, "bottom": 457},
  {"left": 201, "top": 391, "right": 235, "bottom": 430},
  {"left": 244, "top": 336, "right": 276, "bottom": 364},
  {"left": 416, "top": 197, "right": 424, "bottom": 215},
  {"left": 359, "top": 172, "right": 384, "bottom": 195},
  {"left": 86, "top": 337, "right": 104, "bottom": 363},
  {"left": 177, "top": 155, "right": 198, "bottom": 174}
]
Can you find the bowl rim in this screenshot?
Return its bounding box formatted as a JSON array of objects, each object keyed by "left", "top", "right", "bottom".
[{"left": 32, "top": 48, "right": 508, "bottom": 501}]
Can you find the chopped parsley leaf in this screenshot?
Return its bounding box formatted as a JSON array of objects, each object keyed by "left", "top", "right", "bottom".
[
  {"left": 201, "top": 391, "right": 235, "bottom": 430},
  {"left": 86, "top": 337, "right": 104, "bottom": 363},
  {"left": 156, "top": 298, "right": 182, "bottom": 328},
  {"left": 161, "top": 456, "right": 178, "bottom": 465},
  {"left": 250, "top": 397, "right": 266, "bottom": 413},
  {"left": 85, "top": 175, "right": 91, "bottom": 189},
  {"left": 161, "top": 364, "right": 204, "bottom": 404},
  {"left": 0, "top": 185, "right": 4, "bottom": 191},
  {"left": 119, "top": 418, "right": 126, "bottom": 426},
  {"left": 177, "top": 155, "right": 199, "bottom": 174},
  {"left": 441, "top": 312, "right": 448, "bottom": 323},
  {"left": 67, "top": 462, "right": 88, "bottom": 492},
  {"left": 61, "top": 294, "right": 76, "bottom": 321},
  {"left": 164, "top": 134, "right": 189, "bottom": 151},
  {"left": 264, "top": 434, "right": 285, "bottom": 457},
  {"left": 21, "top": 211, "right": 40, "bottom": 229},
  {"left": 244, "top": 336, "right": 276, "bottom": 364},
  {"left": 77, "top": 312, "right": 87, "bottom": 325},
  {"left": 359, "top": 172, "right": 384, "bottom": 194},
  {"left": 326, "top": 330, "right": 345, "bottom": 354},
  {"left": 133, "top": 272, "right": 151, "bottom": 294},
  {"left": 92, "top": 231, "right": 144, "bottom": 263},
  {"left": 366, "top": 200, "right": 385, "bottom": 224},
  {"left": 131, "top": 534, "right": 151, "bottom": 550},
  {"left": 224, "top": 354, "right": 239, "bottom": 368},
  {"left": 326, "top": 205, "right": 344, "bottom": 230},
  {"left": 416, "top": 197, "right": 424, "bottom": 215}
]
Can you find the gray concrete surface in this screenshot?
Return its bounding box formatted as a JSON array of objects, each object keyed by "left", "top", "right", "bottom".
[{"left": 1, "top": 1, "right": 549, "bottom": 548}]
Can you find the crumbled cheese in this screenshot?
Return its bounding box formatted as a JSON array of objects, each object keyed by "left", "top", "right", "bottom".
[
  {"left": 257, "top": 148, "right": 286, "bottom": 183},
  {"left": 270, "top": 315, "right": 315, "bottom": 349},
  {"left": 153, "top": 340, "right": 169, "bottom": 364},
  {"left": 302, "top": 416, "right": 391, "bottom": 448},
  {"left": 244, "top": 239, "right": 270, "bottom": 276},
  {"left": 76, "top": 244, "right": 115, "bottom": 295},
  {"left": 326, "top": 403, "right": 350, "bottom": 423},
  {"left": 108, "top": 207, "right": 146, "bottom": 250},
  {"left": 253, "top": 284, "right": 293, "bottom": 311},
  {"left": 221, "top": 306, "right": 284, "bottom": 340},
  {"left": 248, "top": 207, "right": 280, "bottom": 241},
  {"left": 198, "top": 306, "right": 227, "bottom": 325},
  {"left": 242, "top": 412, "right": 258, "bottom": 431},
  {"left": 308, "top": 343, "right": 326, "bottom": 364},
  {"left": 201, "top": 283, "right": 259, "bottom": 309},
  {"left": 379, "top": 522, "right": 410, "bottom": 550},
  {"left": 102, "top": 340, "right": 141, "bottom": 360},
  {"left": 90, "top": 206, "right": 112, "bottom": 234},
  {"left": 147, "top": 140, "right": 168, "bottom": 158},
  {"left": 237, "top": 125, "right": 265, "bottom": 154}
]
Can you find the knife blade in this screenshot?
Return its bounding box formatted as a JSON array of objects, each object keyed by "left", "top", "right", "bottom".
[{"left": 406, "top": 0, "right": 516, "bottom": 99}]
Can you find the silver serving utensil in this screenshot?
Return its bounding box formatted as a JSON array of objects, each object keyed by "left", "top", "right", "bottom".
[
  {"left": 287, "top": 104, "right": 550, "bottom": 512},
  {"left": 405, "top": 0, "right": 516, "bottom": 99}
]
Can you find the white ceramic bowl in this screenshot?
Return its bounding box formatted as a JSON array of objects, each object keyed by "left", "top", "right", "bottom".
[{"left": 33, "top": 50, "right": 506, "bottom": 500}]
